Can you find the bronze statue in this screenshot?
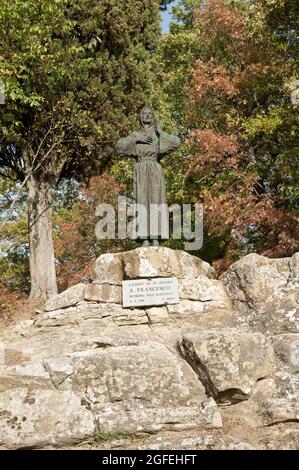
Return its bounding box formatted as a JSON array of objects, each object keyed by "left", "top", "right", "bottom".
[{"left": 115, "top": 107, "right": 181, "bottom": 246}]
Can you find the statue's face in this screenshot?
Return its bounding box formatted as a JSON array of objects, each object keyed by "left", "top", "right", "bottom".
[{"left": 141, "top": 108, "right": 154, "bottom": 126}]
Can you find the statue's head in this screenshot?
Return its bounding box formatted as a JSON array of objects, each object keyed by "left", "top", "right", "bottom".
[{"left": 140, "top": 106, "right": 155, "bottom": 128}]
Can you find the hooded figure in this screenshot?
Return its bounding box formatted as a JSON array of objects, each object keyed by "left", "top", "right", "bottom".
[{"left": 115, "top": 106, "right": 181, "bottom": 245}]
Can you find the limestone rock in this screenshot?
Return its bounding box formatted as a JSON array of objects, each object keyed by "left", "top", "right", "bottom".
[
  {"left": 35, "top": 302, "right": 112, "bottom": 328},
  {"left": 91, "top": 253, "right": 123, "bottom": 285},
  {"left": 126, "top": 431, "right": 256, "bottom": 451},
  {"left": 84, "top": 284, "right": 122, "bottom": 304},
  {"left": 259, "top": 427, "right": 299, "bottom": 450},
  {"left": 272, "top": 334, "right": 299, "bottom": 400},
  {"left": 245, "top": 396, "right": 299, "bottom": 431},
  {"left": 123, "top": 247, "right": 214, "bottom": 279},
  {"left": 178, "top": 330, "right": 272, "bottom": 403},
  {"left": 220, "top": 252, "right": 299, "bottom": 333},
  {"left": 167, "top": 300, "right": 203, "bottom": 315},
  {"left": 146, "top": 306, "right": 169, "bottom": 324},
  {"left": 0, "top": 341, "right": 222, "bottom": 448},
  {"left": 111, "top": 305, "right": 148, "bottom": 326},
  {"left": 131, "top": 432, "right": 217, "bottom": 450},
  {"left": 179, "top": 277, "right": 229, "bottom": 303},
  {"left": 176, "top": 250, "right": 215, "bottom": 279},
  {"left": 272, "top": 333, "right": 299, "bottom": 375},
  {"left": 77, "top": 342, "right": 220, "bottom": 434},
  {"left": 95, "top": 399, "right": 222, "bottom": 435},
  {"left": 260, "top": 399, "right": 299, "bottom": 426},
  {"left": 167, "top": 300, "right": 233, "bottom": 329},
  {"left": 1, "top": 248, "right": 298, "bottom": 450},
  {"left": 0, "top": 361, "right": 53, "bottom": 392},
  {"left": 0, "top": 388, "right": 95, "bottom": 449},
  {"left": 167, "top": 299, "right": 230, "bottom": 316},
  {"left": 44, "top": 284, "right": 86, "bottom": 312}
]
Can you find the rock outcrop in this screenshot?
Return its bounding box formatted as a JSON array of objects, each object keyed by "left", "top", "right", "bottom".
[
  {"left": 178, "top": 330, "right": 272, "bottom": 404},
  {"left": 220, "top": 252, "right": 299, "bottom": 333},
  {"left": 0, "top": 247, "right": 298, "bottom": 450}
]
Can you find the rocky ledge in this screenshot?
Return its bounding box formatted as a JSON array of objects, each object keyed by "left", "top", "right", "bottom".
[{"left": 0, "top": 247, "right": 298, "bottom": 450}]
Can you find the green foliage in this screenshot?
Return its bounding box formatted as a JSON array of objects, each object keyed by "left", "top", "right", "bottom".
[
  {"left": 158, "top": 0, "right": 202, "bottom": 123},
  {"left": 159, "top": 0, "right": 298, "bottom": 266},
  {"left": 0, "top": 0, "right": 162, "bottom": 180},
  {"left": 0, "top": 179, "right": 29, "bottom": 291},
  {"left": 160, "top": 0, "right": 175, "bottom": 10}
]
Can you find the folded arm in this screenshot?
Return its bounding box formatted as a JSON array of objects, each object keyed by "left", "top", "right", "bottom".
[
  {"left": 115, "top": 132, "right": 139, "bottom": 157},
  {"left": 158, "top": 132, "right": 181, "bottom": 157}
]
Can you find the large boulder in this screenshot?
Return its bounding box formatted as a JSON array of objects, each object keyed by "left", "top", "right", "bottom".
[
  {"left": 91, "top": 252, "right": 123, "bottom": 285},
  {"left": 178, "top": 329, "right": 272, "bottom": 404},
  {"left": 91, "top": 247, "right": 214, "bottom": 284},
  {"left": 0, "top": 339, "right": 221, "bottom": 449},
  {"left": 45, "top": 283, "right": 86, "bottom": 312},
  {"left": 0, "top": 389, "right": 95, "bottom": 449},
  {"left": 271, "top": 333, "right": 299, "bottom": 400},
  {"left": 122, "top": 247, "right": 215, "bottom": 280},
  {"left": 220, "top": 252, "right": 299, "bottom": 333}
]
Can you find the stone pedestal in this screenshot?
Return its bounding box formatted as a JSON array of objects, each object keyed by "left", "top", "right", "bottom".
[{"left": 44, "top": 247, "right": 232, "bottom": 328}]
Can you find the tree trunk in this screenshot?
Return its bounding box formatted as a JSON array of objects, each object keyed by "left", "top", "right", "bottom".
[{"left": 27, "top": 175, "right": 58, "bottom": 300}]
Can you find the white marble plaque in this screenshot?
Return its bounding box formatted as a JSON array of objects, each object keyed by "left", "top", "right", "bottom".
[{"left": 122, "top": 277, "right": 179, "bottom": 308}]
